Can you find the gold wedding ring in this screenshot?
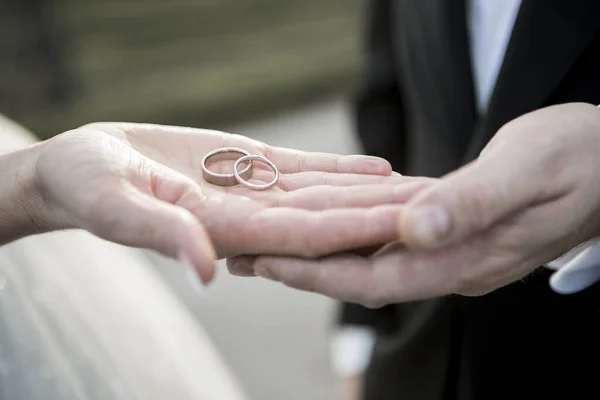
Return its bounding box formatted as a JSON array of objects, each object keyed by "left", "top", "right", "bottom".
[
  {"left": 234, "top": 154, "right": 279, "bottom": 190},
  {"left": 201, "top": 147, "right": 253, "bottom": 186},
  {"left": 202, "top": 147, "right": 280, "bottom": 190}
]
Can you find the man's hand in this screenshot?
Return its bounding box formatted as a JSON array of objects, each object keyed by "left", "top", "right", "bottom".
[
  {"left": 228, "top": 103, "right": 600, "bottom": 306},
  {"left": 1, "top": 122, "right": 420, "bottom": 285}
]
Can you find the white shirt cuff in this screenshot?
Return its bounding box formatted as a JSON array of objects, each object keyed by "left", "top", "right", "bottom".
[
  {"left": 330, "top": 326, "right": 376, "bottom": 377},
  {"left": 546, "top": 239, "right": 600, "bottom": 294}
]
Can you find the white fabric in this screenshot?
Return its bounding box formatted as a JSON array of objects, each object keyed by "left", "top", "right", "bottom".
[
  {"left": 330, "top": 326, "right": 376, "bottom": 376},
  {"left": 332, "top": 0, "right": 600, "bottom": 377},
  {"left": 468, "top": 0, "right": 522, "bottom": 113},
  {"left": 547, "top": 239, "right": 600, "bottom": 294}
]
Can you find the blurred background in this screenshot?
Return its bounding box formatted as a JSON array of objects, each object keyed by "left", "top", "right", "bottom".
[
  {"left": 1, "top": 0, "right": 363, "bottom": 139},
  {"left": 1, "top": 1, "right": 367, "bottom": 399}
]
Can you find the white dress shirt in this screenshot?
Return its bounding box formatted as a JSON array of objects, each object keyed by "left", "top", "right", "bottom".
[{"left": 332, "top": 0, "right": 600, "bottom": 377}]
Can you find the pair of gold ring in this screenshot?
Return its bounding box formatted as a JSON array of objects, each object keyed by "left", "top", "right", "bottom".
[{"left": 200, "top": 147, "right": 279, "bottom": 190}]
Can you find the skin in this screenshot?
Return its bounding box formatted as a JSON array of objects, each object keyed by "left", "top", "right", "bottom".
[
  {"left": 0, "top": 121, "right": 422, "bottom": 285},
  {"left": 229, "top": 103, "right": 600, "bottom": 307}
]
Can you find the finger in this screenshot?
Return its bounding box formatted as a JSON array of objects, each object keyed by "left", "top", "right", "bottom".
[
  {"left": 240, "top": 182, "right": 430, "bottom": 210},
  {"left": 226, "top": 241, "right": 386, "bottom": 278},
  {"left": 250, "top": 255, "right": 382, "bottom": 305},
  {"left": 226, "top": 240, "right": 385, "bottom": 279},
  {"left": 228, "top": 205, "right": 402, "bottom": 257},
  {"left": 227, "top": 254, "right": 376, "bottom": 302},
  {"left": 89, "top": 123, "right": 393, "bottom": 175},
  {"left": 262, "top": 146, "right": 392, "bottom": 175},
  {"left": 399, "top": 151, "right": 555, "bottom": 250},
  {"left": 230, "top": 169, "right": 434, "bottom": 191},
  {"left": 244, "top": 229, "right": 511, "bottom": 305},
  {"left": 274, "top": 171, "right": 432, "bottom": 191},
  {"left": 230, "top": 169, "right": 401, "bottom": 192},
  {"left": 238, "top": 245, "right": 457, "bottom": 306},
  {"left": 89, "top": 183, "right": 216, "bottom": 284},
  {"left": 192, "top": 196, "right": 405, "bottom": 258},
  {"left": 246, "top": 196, "right": 583, "bottom": 304}
]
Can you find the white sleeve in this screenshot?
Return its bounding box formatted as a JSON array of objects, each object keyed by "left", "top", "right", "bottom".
[
  {"left": 330, "top": 326, "right": 376, "bottom": 377},
  {"left": 546, "top": 239, "right": 600, "bottom": 294},
  {"left": 545, "top": 104, "right": 600, "bottom": 293}
]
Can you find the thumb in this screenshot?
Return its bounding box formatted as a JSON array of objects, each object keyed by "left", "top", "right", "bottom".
[
  {"left": 91, "top": 183, "right": 216, "bottom": 285},
  {"left": 399, "top": 153, "right": 543, "bottom": 249}
]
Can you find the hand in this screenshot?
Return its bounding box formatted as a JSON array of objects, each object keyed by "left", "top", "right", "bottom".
[
  {"left": 34, "top": 122, "right": 417, "bottom": 284},
  {"left": 228, "top": 103, "right": 600, "bottom": 306}
]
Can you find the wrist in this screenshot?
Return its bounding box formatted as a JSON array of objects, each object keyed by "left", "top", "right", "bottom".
[{"left": 0, "top": 142, "right": 61, "bottom": 243}]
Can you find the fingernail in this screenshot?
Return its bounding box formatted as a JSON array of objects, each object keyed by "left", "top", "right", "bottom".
[
  {"left": 255, "top": 266, "right": 277, "bottom": 282},
  {"left": 405, "top": 206, "right": 451, "bottom": 246},
  {"left": 179, "top": 251, "right": 205, "bottom": 294}
]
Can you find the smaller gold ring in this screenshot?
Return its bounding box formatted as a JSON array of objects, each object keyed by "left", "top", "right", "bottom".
[{"left": 233, "top": 155, "right": 279, "bottom": 190}]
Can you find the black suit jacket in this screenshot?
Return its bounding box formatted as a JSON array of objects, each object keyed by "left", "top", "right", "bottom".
[{"left": 340, "top": 1, "right": 600, "bottom": 399}]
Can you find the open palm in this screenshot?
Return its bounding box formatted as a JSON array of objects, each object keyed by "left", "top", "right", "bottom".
[{"left": 37, "top": 122, "right": 415, "bottom": 282}]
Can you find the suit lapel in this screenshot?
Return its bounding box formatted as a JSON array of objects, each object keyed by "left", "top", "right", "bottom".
[
  {"left": 397, "top": 0, "right": 477, "bottom": 164},
  {"left": 465, "top": 0, "right": 600, "bottom": 161}
]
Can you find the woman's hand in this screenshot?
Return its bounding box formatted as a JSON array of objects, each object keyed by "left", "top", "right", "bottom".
[{"left": 19, "top": 122, "right": 416, "bottom": 283}]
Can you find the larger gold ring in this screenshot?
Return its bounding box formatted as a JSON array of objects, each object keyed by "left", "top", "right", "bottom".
[{"left": 201, "top": 147, "right": 253, "bottom": 186}]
